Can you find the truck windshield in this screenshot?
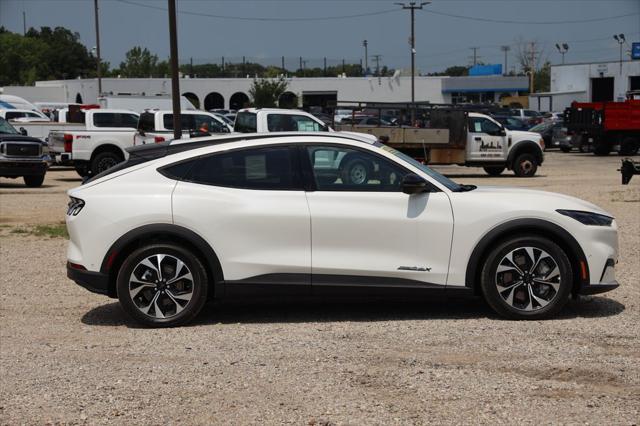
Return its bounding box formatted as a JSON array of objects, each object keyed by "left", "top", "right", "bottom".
[
  {"left": 0, "top": 118, "right": 19, "bottom": 135},
  {"left": 375, "top": 142, "right": 463, "bottom": 192}
]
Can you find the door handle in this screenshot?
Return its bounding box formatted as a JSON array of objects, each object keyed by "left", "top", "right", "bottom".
[{"left": 474, "top": 137, "right": 482, "bottom": 141}]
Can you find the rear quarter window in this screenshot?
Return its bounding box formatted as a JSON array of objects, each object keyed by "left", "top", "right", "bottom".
[
  {"left": 138, "top": 113, "right": 155, "bottom": 132},
  {"left": 234, "top": 112, "right": 257, "bottom": 133}
]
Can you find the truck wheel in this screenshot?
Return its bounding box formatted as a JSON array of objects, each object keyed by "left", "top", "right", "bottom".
[
  {"left": 483, "top": 166, "right": 505, "bottom": 176},
  {"left": 91, "top": 151, "right": 123, "bottom": 175},
  {"left": 619, "top": 137, "right": 639, "bottom": 156},
  {"left": 560, "top": 146, "right": 571, "bottom": 153},
  {"left": 593, "top": 143, "right": 611, "bottom": 156},
  {"left": 23, "top": 174, "right": 45, "bottom": 187},
  {"left": 513, "top": 153, "right": 537, "bottom": 177},
  {"left": 74, "top": 163, "right": 90, "bottom": 178},
  {"left": 341, "top": 157, "right": 372, "bottom": 185}
]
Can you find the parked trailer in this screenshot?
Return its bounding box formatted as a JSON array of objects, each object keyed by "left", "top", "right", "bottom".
[{"left": 564, "top": 98, "right": 640, "bottom": 156}]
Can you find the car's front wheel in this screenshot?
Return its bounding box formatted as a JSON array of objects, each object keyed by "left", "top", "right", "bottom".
[
  {"left": 23, "top": 174, "right": 45, "bottom": 187},
  {"left": 116, "top": 243, "right": 208, "bottom": 327},
  {"left": 480, "top": 235, "right": 572, "bottom": 320},
  {"left": 512, "top": 153, "right": 538, "bottom": 177},
  {"left": 483, "top": 166, "right": 505, "bottom": 176}
]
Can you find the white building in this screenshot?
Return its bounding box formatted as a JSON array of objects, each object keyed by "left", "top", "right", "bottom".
[
  {"left": 529, "top": 59, "right": 640, "bottom": 112},
  {"left": 2, "top": 75, "right": 528, "bottom": 111}
]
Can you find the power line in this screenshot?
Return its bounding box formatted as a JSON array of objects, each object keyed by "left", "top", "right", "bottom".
[
  {"left": 425, "top": 9, "right": 638, "bottom": 25},
  {"left": 115, "top": 0, "right": 400, "bottom": 22}
]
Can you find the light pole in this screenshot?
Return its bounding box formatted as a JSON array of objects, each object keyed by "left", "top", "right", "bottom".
[
  {"left": 93, "top": 0, "right": 102, "bottom": 96},
  {"left": 362, "top": 40, "right": 368, "bottom": 76},
  {"left": 614, "top": 34, "right": 625, "bottom": 75},
  {"left": 555, "top": 43, "right": 569, "bottom": 64},
  {"left": 396, "top": 2, "right": 429, "bottom": 124}
]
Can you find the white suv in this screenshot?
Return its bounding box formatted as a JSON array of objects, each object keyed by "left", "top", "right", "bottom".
[{"left": 66, "top": 132, "right": 619, "bottom": 327}]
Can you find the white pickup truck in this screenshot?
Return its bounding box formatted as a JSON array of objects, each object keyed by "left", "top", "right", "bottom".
[
  {"left": 133, "top": 110, "right": 232, "bottom": 145},
  {"left": 48, "top": 109, "right": 140, "bottom": 176}
]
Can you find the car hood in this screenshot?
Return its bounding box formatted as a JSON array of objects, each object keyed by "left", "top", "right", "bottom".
[
  {"left": 507, "top": 130, "right": 542, "bottom": 140},
  {"left": 469, "top": 186, "right": 612, "bottom": 217}
]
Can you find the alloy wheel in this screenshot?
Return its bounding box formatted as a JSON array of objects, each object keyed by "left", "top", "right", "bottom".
[
  {"left": 129, "top": 254, "right": 194, "bottom": 319},
  {"left": 495, "top": 246, "right": 561, "bottom": 311}
]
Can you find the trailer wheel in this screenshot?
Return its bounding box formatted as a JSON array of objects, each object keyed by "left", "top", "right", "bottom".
[
  {"left": 619, "top": 137, "right": 639, "bottom": 156},
  {"left": 513, "top": 153, "right": 537, "bottom": 177},
  {"left": 483, "top": 166, "right": 505, "bottom": 176},
  {"left": 593, "top": 143, "right": 611, "bottom": 156}
]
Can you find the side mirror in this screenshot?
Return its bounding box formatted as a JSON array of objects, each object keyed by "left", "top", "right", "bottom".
[
  {"left": 20, "top": 127, "right": 27, "bottom": 136},
  {"left": 402, "top": 173, "right": 429, "bottom": 195}
]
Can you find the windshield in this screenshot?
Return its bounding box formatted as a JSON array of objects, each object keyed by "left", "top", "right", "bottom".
[
  {"left": 375, "top": 142, "right": 462, "bottom": 191},
  {"left": 0, "top": 118, "right": 19, "bottom": 135}
]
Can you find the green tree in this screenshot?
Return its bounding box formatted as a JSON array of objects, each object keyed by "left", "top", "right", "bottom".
[
  {"left": 118, "top": 46, "right": 160, "bottom": 77},
  {"left": 534, "top": 61, "right": 551, "bottom": 93},
  {"left": 248, "top": 77, "right": 288, "bottom": 108}
]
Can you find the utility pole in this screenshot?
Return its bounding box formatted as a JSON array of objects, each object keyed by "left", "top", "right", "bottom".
[
  {"left": 93, "top": 0, "right": 102, "bottom": 96},
  {"left": 281, "top": 56, "right": 285, "bottom": 74},
  {"left": 500, "top": 45, "right": 510, "bottom": 75},
  {"left": 526, "top": 41, "right": 538, "bottom": 93},
  {"left": 167, "top": 0, "right": 181, "bottom": 140},
  {"left": 362, "top": 40, "right": 368, "bottom": 75},
  {"left": 22, "top": 10, "right": 26, "bottom": 35},
  {"left": 396, "top": 2, "right": 429, "bottom": 123},
  {"left": 299, "top": 56, "right": 303, "bottom": 75},
  {"left": 372, "top": 54, "right": 382, "bottom": 76},
  {"left": 470, "top": 47, "right": 479, "bottom": 66},
  {"left": 302, "top": 60, "right": 307, "bottom": 77}
]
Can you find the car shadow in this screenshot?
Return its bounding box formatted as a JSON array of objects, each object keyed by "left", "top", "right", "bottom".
[{"left": 81, "top": 295, "right": 625, "bottom": 328}]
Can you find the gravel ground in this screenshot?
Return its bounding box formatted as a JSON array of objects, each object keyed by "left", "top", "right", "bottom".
[{"left": 1, "top": 152, "right": 639, "bottom": 425}]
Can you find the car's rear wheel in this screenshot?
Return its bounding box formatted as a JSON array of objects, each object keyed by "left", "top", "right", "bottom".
[
  {"left": 480, "top": 235, "right": 572, "bottom": 320},
  {"left": 116, "top": 243, "right": 208, "bottom": 327},
  {"left": 23, "top": 174, "right": 45, "bottom": 187},
  {"left": 483, "top": 166, "right": 505, "bottom": 176}
]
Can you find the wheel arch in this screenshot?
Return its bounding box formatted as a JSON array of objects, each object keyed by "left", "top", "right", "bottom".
[
  {"left": 507, "top": 140, "right": 543, "bottom": 168},
  {"left": 464, "top": 218, "right": 589, "bottom": 296},
  {"left": 90, "top": 143, "right": 126, "bottom": 162},
  {"left": 99, "top": 224, "right": 224, "bottom": 298}
]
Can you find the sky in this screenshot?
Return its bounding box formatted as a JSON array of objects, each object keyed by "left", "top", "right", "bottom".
[{"left": 1, "top": 0, "right": 639, "bottom": 74}]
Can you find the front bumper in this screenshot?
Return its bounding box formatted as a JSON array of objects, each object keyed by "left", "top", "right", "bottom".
[
  {"left": 67, "top": 262, "right": 110, "bottom": 296},
  {"left": 578, "top": 281, "right": 619, "bottom": 295},
  {"left": 0, "top": 160, "right": 48, "bottom": 177}
]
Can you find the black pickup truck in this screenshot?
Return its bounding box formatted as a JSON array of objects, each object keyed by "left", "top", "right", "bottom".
[{"left": 0, "top": 117, "right": 49, "bottom": 187}]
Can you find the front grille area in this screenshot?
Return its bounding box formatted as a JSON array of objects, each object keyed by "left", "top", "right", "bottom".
[{"left": 4, "top": 143, "right": 41, "bottom": 157}]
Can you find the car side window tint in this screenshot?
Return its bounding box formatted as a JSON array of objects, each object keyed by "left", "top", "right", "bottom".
[
  {"left": 305, "top": 145, "right": 407, "bottom": 192},
  {"left": 267, "top": 114, "right": 324, "bottom": 132},
  {"left": 187, "top": 146, "right": 300, "bottom": 190}
]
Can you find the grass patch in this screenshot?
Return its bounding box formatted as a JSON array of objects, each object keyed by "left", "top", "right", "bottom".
[{"left": 7, "top": 223, "right": 68, "bottom": 239}]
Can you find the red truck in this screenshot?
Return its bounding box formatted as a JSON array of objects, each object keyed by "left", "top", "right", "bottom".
[{"left": 564, "top": 97, "right": 640, "bottom": 156}]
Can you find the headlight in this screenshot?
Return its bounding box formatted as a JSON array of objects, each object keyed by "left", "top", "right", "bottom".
[
  {"left": 557, "top": 209, "right": 613, "bottom": 226},
  {"left": 67, "top": 197, "right": 85, "bottom": 216},
  {"left": 539, "top": 138, "right": 545, "bottom": 150}
]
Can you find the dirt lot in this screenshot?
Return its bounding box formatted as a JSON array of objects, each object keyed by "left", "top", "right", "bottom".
[{"left": 1, "top": 152, "right": 639, "bottom": 425}]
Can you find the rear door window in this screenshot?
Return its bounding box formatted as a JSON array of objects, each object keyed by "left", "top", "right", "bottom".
[
  {"left": 267, "top": 114, "right": 325, "bottom": 132},
  {"left": 183, "top": 146, "right": 300, "bottom": 190},
  {"left": 93, "top": 113, "right": 139, "bottom": 128}
]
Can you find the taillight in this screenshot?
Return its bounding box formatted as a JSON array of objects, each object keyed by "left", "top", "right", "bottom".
[
  {"left": 63, "top": 133, "right": 73, "bottom": 153},
  {"left": 154, "top": 136, "right": 165, "bottom": 143}
]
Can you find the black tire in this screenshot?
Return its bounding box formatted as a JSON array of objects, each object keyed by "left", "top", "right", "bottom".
[
  {"left": 23, "top": 174, "right": 45, "bottom": 187},
  {"left": 483, "top": 166, "right": 505, "bottom": 176},
  {"left": 593, "top": 143, "right": 611, "bottom": 156},
  {"left": 116, "top": 243, "right": 209, "bottom": 327},
  {"left": 480, "top": 235, "right": 573, "bottom": 320},
  {"left": 618, "top": 137, "right": 639, "bottom": 156},
  {"left": 340, "top": 157, "right": 372, "bottom": 185},
  {"left": 91, "top": 151, "right": 123, "bottom": 175},
  {"left": 560, "top": 146, "right": 571, "bottom": 153},
  {"left": 74, "top": 163, "right": 90, "bottom": 178},
  {"left": 512, "top": 153, "right": 538, "bottom": 177}
]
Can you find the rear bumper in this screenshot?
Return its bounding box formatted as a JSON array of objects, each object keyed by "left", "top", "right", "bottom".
[
  {"left": 67, "top": 262, "right": 110, "bottom": 296},
  {"left": 578, "top": 281, "right": 619, "bottom": 295}
]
